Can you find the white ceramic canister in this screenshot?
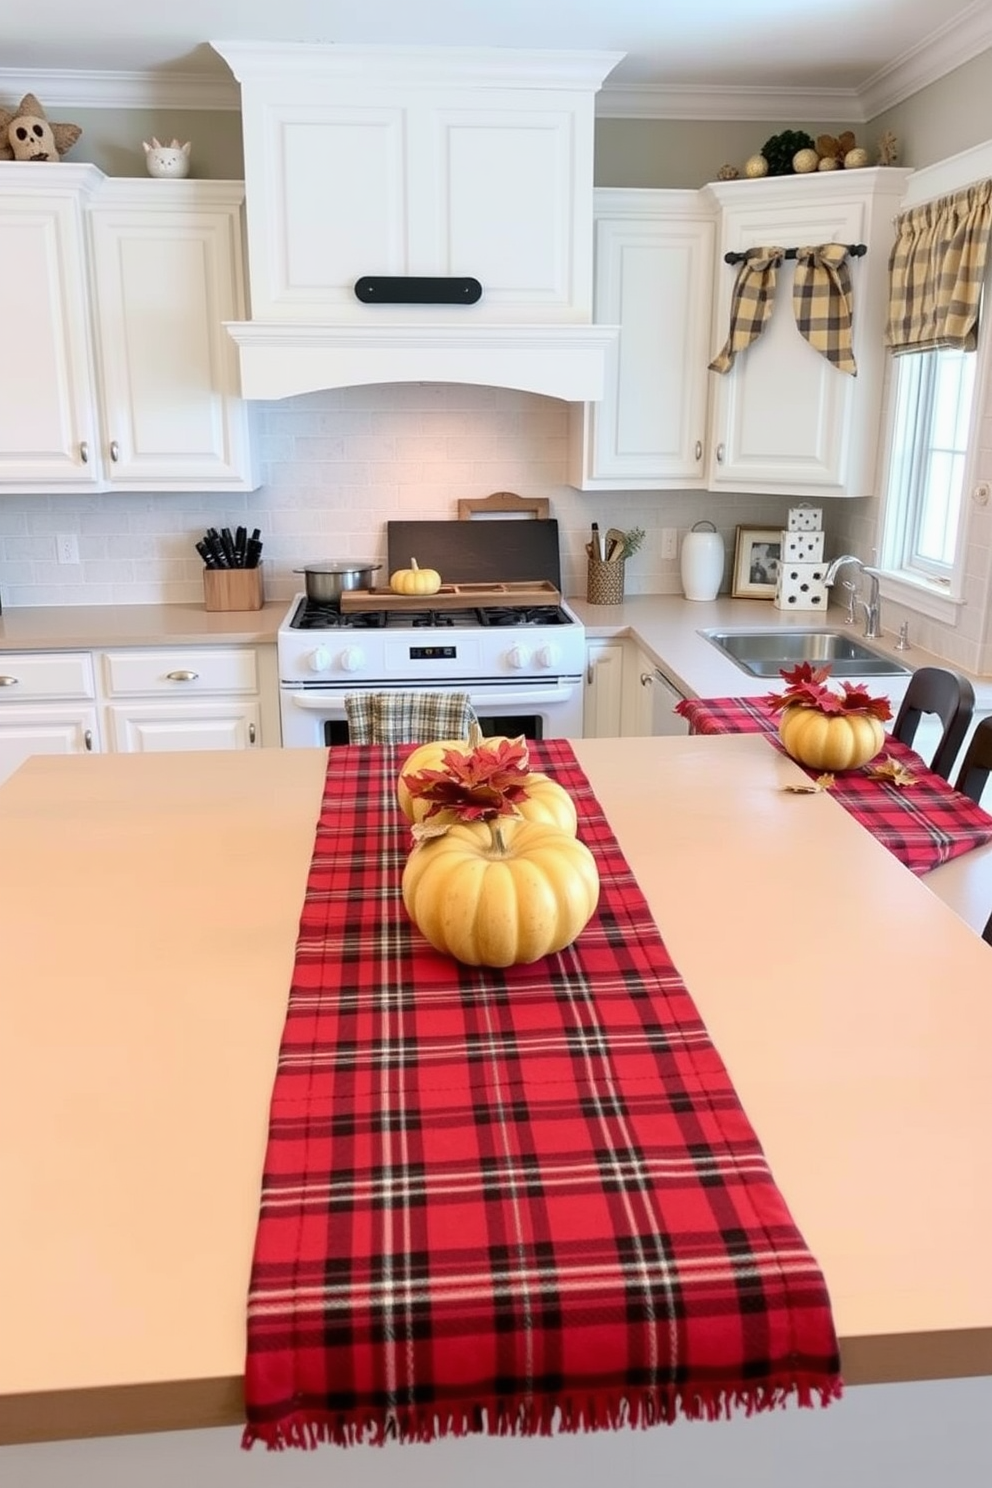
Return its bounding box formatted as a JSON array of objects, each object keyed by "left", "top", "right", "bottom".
[{"left": 680, "top": 520, "right": 725, "bottom": 601}]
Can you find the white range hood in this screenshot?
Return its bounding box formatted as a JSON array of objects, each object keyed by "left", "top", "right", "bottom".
[{"left": 212, "top": 43, "right": 623, "bottom": 402}]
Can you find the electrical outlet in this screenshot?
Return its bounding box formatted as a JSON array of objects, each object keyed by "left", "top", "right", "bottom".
[
  {"left": 56, "top": 534, "right": 79, "bottom": 565},
  {"left": 660, "top": 527, "right": 678, "bottom": 560}
]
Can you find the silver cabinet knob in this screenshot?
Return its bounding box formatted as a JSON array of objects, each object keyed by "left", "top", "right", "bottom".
[
  {"left": 110, "top": 440, "right": 120, "bottom": 462},
  {"left": 165, "top": 669, "right": 199, "bottom": 682},
  {"left": 0, "top": 675, "right": 19, "bottom": 687},
  {"left": 80, "top": 441, "right": 89, "bottom": 464},
  {"left": 716, "top": 443, "right": 725, "bottom": 463},
  {"left": 84, "top": 729, "right": 93, "bottom": 752},
  {"left": 694, "top": 440, "right": 703, "bottom": 461},
  {"left": 248, "top": 722, "right": 256, "bottom": 745}
]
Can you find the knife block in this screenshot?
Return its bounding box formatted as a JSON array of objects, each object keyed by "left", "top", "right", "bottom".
[{"left": 203, "top": 565, "right": 265, "bottom": 612}]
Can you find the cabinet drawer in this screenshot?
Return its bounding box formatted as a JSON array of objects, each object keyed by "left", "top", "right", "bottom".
[
  {"left": 101, "top": 648, "right": 258, "bottom": 697},
  {"left": 0, "top": 652, "right": 95, "bottom": 700}
]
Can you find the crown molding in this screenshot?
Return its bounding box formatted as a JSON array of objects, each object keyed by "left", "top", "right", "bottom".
[
  {"left": 595, "top": 83, "right": 865, "bottom": 123},
  {"left": 0, "top": 67, "right": 240, "bottom": 111},
  {"left": 858, "top": 1, "right": 992, "bottom": 119},
  {"left": 1, "top": 4, "right": 989, "bottom": 121}
]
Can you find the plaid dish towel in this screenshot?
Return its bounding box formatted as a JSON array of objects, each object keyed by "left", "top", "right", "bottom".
[
  {"left": 243, "top": 739, "right": 841, "bottom": 1449},
  {"left": 344, "top": 689, "right": 477, "bottom": 744}
]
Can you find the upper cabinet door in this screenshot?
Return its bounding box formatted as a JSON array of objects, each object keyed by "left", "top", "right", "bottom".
[
  {"left": 87, "top": 181, "right": 257, "bottom": 491},
  {"left": 703, "top": 169, "right": 912, "bottom": 498},
  {"left": 0, "top": 164, "right": 102, "bottom": 489},
  {"left": 569, "top": 191, "right": 716, "bottom": 490}
]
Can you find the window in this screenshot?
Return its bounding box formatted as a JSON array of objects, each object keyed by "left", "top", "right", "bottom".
[{"left": 881, "top": 345, "right": 978, "bottom": 588}]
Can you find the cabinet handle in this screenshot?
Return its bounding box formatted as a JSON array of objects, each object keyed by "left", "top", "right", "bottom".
[
  {"left": 716, "top": 443, "right": 725, "bottom": 463},
  {"left": 110, "top": 440, "right": 120, "bottom": 463},
  {"left": 165, "top": 669, "right": 199, "bottom": 682},
  {"left": 80, "top": 441, "right": 89, "bottom": 464},
  {"left": 0, "top": 674, "right": 19, "bottom": 687},
  {"left": 694, "top": 441, "right": 703, "bottom": 462},
  {"left": 248, "top": 723, "right": 256, "bottom": 745},
  {"left": 640, "top": 672, "right": 655, "bottom": 688},
  {"left": 84, "top": 729, "right": 93, "bottom": 752}
]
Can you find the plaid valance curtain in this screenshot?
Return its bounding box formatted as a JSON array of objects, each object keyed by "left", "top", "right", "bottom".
[
  {"left": 709, "top": 244, "right": 857, "bottom": 376},
  {"left": 884, "top": 180, "right": 992, "bottom": 354},
  {"left": 708, "top": 247, "right": 783, "bottom": 372}
]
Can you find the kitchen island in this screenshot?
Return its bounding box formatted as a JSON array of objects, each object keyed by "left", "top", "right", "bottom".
[{"left": 1, "top": 741, "right": 990, "bottom": 1483}]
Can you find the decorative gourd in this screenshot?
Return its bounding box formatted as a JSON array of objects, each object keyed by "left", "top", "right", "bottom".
[
  {"left": 778, "top": 704, "right": 885, "bottom": 772},
  {"left": 400, "top": 754, "right": 575, "bottom": 834},
  {"left": 402, "top": 818, "right": 599, "bottom": 967},
  {"left": 390, "top": 558, "right": 442, "bottom": 596}
]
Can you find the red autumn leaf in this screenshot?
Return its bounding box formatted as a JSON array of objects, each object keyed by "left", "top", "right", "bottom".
[
  {"left": 401, "top": 738, "right": 533, "bottom": 822},
  {"left": 764, "top": 662, "right": 891, "bottom": 720}
]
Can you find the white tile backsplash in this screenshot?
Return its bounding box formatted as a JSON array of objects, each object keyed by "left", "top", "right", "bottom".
[{"left": 0, "top": 383, "right": 904, "bottom": 622}]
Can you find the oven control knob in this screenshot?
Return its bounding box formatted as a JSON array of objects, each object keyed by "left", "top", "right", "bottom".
[
  {"left": 308, "top": 646, "right": 332, "bottom": 673},
  {"left": 340, "top": 646, "right": 365, "bottom": 673},
  {"left": 535, "top": 644, "right": 561, "bottom": 669},
  {"left": 506, "top": 644, "right": 531, "bottom": 670}
]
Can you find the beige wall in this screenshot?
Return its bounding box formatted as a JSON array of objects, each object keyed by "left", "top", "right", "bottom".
[
  {"left": 594, "top": 119, "right": 859, "bottom": 190},
  {"left": 869, "top": 49, "right": 992, "bottom": 169},
  {"left": 54, "top": 108, "right": 243, "bottom": 178}
]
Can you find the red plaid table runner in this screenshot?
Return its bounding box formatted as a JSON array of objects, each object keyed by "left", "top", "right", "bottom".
[
  {"left": 676, "top": 696, "right": 992, "bottom": 875},
  {"left": 243, "top": 740, "right": 841, "bottom": 1449}
]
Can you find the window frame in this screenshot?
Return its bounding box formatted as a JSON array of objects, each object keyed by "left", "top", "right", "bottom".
[{"left": 876, "top": 300, "right": 991, "bottom": 626}]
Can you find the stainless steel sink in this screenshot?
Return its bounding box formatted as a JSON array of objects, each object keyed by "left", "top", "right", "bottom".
[{"left": 700, "top": 628, "right": 911, "bottom": 678}]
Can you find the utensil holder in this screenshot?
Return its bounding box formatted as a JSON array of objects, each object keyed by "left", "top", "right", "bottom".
[
  {"left": 203, "top": 565, "right": 265, "bottom": 612},
  {"left": 587, "top": 557, "right": 625, "bottom": 605}
]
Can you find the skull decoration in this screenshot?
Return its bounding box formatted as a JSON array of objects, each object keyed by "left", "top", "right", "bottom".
[
  {"left": 0, "top": 94, "right": 82, "bottom": 162},
  {"left": 143, "top": 138, "right": 192, "bottom": 179}
]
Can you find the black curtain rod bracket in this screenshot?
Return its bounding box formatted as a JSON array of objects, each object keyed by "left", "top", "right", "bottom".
[{"left": 723, "top": 243, "right": 867, "bottom": 266}]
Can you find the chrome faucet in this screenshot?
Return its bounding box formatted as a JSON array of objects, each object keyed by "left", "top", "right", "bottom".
[{"left": 823, "top": 554, "right": 883, "bottom": 640}]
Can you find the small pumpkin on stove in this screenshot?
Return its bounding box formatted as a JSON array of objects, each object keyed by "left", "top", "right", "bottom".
[
  {"left": 390, "top": 557, "right": 442, "bottom": 597},
  {"left": 402, "top": 817, "right": 599, "bottom": 967}
]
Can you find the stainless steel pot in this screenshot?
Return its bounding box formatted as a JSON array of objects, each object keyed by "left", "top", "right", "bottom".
[{"left": 294, "top": 562, "right": 381, "bottom": 603}]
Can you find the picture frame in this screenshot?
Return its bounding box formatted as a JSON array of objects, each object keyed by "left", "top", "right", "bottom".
[{"left": 732, "top": 526, "right": 782, "bottom": 599}]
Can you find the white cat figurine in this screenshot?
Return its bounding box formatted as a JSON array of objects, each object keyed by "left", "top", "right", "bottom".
[{"left": 143, "top": 138, "right": 191, "bottom": 179}]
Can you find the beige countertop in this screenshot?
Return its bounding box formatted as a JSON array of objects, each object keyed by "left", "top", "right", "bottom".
[
  {"left": 0, "top": 739, "right": 990, "bottom": 1445},
  {"left": 0, "top": 600, "right": 286, "bottom": 650}
]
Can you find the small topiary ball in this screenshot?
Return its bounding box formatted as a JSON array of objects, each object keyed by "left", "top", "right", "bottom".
[
  {"left": 761, "top": 129, "right": 816, "bottom": 176},
  {"left": 793, "top": 148, "right": 819, "bottom": 173}
]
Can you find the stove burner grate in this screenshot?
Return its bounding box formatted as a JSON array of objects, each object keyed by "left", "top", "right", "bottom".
[{"left": 290, "top": 598, "right": 576, "bottom": 631}]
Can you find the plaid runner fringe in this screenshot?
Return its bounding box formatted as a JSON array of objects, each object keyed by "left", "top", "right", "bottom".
[{"left": 243, "top": 741, "right": 842, "bottom": 1450}]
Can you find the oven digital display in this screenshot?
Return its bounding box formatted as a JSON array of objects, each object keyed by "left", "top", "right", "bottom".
[{"left": 409, "top": 645, "right": 456, "bottom": 660}]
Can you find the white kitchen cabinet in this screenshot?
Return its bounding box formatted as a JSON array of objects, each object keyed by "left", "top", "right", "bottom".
[
  {"left": 86, "top": 179, "right": 256, "bottom": 491},
  {"left": 0, "top": 652, "right": 100, "bottom": 784},
  {"left": 569, "top": 190, "right": 716, "bottom": 490},
  {"left": 702, "top": 168, "right": 912, "bottom": 498},
  {"left": 100, "top": 645, "right": 277, "bottom": 753},
  {"left": 583, "top": 639, "right": 625, "bottom": 738},
  {"left": 621, "top": 647, "right": 690, "bottom": 736},
  {"left": 0, "top": 165, "right": 103, "bottom": 489},
  {"left": 0, "top": 164, "right": 256, "bottom": 494}
]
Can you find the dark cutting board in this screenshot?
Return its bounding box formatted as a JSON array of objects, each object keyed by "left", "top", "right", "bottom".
[{"left": 386, "top": 519, "right": 562, "bottom": 590}]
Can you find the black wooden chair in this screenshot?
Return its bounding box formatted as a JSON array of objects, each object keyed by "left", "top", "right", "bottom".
[
  {"left": 952, "top": 715, "right": 992, "bottom": 804},
  {"left": 891, "top": 666, "right": 975, "bottom": 780}
]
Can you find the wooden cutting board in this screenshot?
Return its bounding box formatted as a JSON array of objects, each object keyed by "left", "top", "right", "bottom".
[{"left": 340, "top": 580, "right": 561, "bottom": 612}]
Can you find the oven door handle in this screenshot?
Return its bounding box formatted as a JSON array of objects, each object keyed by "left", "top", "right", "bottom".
[{"left": 286, "top": 683, "right": 578, "bottom": 711}]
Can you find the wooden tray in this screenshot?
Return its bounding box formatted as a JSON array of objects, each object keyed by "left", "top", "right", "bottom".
[{"left": 340, "top": 580, "right": 561, "bottom": 613}]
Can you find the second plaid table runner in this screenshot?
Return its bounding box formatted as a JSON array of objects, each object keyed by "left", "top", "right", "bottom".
[
  {"left": 243, "top": 740, "right": 841, "bottom": 1449},
  {"left": 676, "top": 696, "right": 992, "bottom": 875}
]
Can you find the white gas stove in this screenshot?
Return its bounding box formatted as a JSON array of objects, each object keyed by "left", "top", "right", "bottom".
[
  {"left": 277, "top": 590, "right": 586, "bottom": 747},
  {"left": 279, "top": 511, "right": 589, "bottom": 746}
]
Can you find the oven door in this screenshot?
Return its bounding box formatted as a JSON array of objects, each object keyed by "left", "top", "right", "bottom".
[{"left": 280, "top": 680, "right": 584, "bottom": 748}]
